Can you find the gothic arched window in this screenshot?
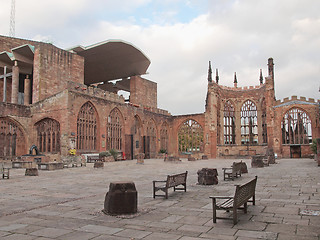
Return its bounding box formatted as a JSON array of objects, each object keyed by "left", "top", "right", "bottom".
[
  {"left": 241, "top": 100, "right": 258, "bottom": 145},
  {"left": 281, "top": 108, "right": 312, "bottom": 144},
  {"left": 224, "top": 100, "right": 235, "bottom": 144},
  {"left": 107, "top": 108, "right": 123, "bottom": 151},
  {"left": 0, "top": 118, "right": 25, "bottom": 157},
  {"left": 35, "top": 118, "right": 60, "bottom": 153},
  {"left": 77, "top": 102, "right": 97, "bottom": 151},
  {"left": 178, "top": 119, "right": 203, "bottom": 153},
  {"left": 160, "top": 122, "right": 169, "bottom": 152},
  {"left": 217, "top": 100, "right": 221, "bottom": 145},
  {"left": 146, "top": 120, "right": 157, "bottom": 158}
]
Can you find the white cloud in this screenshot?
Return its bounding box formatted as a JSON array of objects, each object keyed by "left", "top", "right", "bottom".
[{"left": 0, "top": 0, "right": 319, "bottom": 114}]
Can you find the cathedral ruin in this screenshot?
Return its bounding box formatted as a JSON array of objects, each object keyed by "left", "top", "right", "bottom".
[{"left": 0, "top": 35, "right": 319, "bottom": 164}]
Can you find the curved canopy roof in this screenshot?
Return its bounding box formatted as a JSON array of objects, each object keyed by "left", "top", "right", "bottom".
[
  {"left": 69, "top": 40, "right": 151, "bottom": 85},
  {"left": 0, "top": 44, "right": 34, "bottom": 74}
]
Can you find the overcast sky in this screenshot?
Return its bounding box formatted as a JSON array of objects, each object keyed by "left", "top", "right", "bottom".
[{"left": 0, "top": 0, "right": 319, "bottom": 115}]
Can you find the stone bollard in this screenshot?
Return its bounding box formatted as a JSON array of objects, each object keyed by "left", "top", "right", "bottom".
[
  {"left": 266, "top": 148, "right": 276, "bottom": 164},
  {"left": 251, "top": 155, "right": 265, "bottom": 168},
  {"left": 165, "top": 155, "right": 181, "bottom": 162},
  {"left": 94, "top": 161, "right": 104, "bottom": 168},
  {"left": 25, "top": 168, "right": 38, "bottom": 176},
  {"left": 136, "top": 153, "right": 145, "bottom": 164},
  {"left": 240, "top": 161, "right": 248, "bottom": 173},
  {"left": 103, "top": 182, "right": 137, "bottom": 215},
  {"left": 197, "top": 168, "right": 218, "bottom": 185}
]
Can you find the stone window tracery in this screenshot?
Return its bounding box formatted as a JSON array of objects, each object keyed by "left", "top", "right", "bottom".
[
  {"left": 261, "top": 98, "right": 268, "bottom": 144},
  {"left": 107, "top": 108, "right": 123, "bottom": 151},
  {"left": 223, "top": 100, "right": 235, "bottom": 144},
  {"left": 178, "top": 119, "right": 203, "bottom": 153},
  {"left": 146, "top": 120, "right": 157, "bottom": 157},
  {"left": 281, "top": 108, "right": 312, "bottom": 144},
  {"left": 35, "top": 118, "right": 60, "bottom": 153},
  {"left": 77, "top": 102, "right": 97, "bottom": 151},
  {"left": 160, "top": 122, "right": 169, "bottom": 152},
  {"left": 241, "top": 100, "right": 258, "bottom": 145},
  {"left": 217, "top": 100, "right": 221, "bottom": 144},
  {"left": 0, "top": 118, "right": 25, "bottom": 157}
]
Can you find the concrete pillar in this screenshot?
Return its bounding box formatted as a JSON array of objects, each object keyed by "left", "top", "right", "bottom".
[
  {"left": 24, "top": 75, "right": 31, "bottom": 105},
  {"left": 2, "top": 66, "right": 8, "bottom": 102},
  {"left": 11, "top": 61, "right": 19, "bottom": 104}
]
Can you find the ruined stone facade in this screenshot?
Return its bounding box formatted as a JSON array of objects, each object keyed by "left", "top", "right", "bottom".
[
  {"left": 203, "top": 59, "right": 319, "bottom": 158},
  {"left": 0, "top": 35, "right": 319, "bottom": 163}
]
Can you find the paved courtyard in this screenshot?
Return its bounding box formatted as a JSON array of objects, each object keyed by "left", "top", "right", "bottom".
[{"left": 0, "top": 157, "right": 319, "bottom": 240}]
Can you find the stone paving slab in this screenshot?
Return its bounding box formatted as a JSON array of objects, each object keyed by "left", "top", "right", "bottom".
[{"left": 0, "top": 158, "right": 319, "bottom": 239}]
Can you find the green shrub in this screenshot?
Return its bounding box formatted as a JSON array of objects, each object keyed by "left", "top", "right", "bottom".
[
  {"left": 159, "top": 149, "right": 167, "bottom": 154},
  {"left": 99, "top": 151, "right": 111, "bottom": 158},
  {"left": 310, "top": 139, "right": 317, "bottom": 154},
  {"left": 109, "top": 149, "right": 119, "bottom": 160}
]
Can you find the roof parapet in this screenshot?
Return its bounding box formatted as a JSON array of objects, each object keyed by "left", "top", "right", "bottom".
[
  {"left": 275, "top": 96, "right": 317, "bottom": 105},
  {"left": 218, "top": 84, "right": 264, "bottom": 91}
]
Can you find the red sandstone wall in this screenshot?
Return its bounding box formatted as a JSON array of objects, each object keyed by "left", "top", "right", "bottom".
[
  {"left": 68, "top": 90, "right": 170, "bottom": 157},
  {"left": 33, "top": 44, "right": 84, "bottom": 103},
  {"left": 0, "top": 35, "right": 41, "bottom": 52},
  {"left": 129, "top": 76, "right": 157, "bottom": 108},
  {"left": 30, "top": 90, "right": 69, "bottom": 155},
  {"left": 273, "top": 101, "right": 320, "bottom": 158}
]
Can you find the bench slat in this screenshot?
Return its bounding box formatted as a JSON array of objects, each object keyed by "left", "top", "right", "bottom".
[
  {"left": 211, "top": 176, "right": 257, "bottom": 225},
  {"left": 217, "top": 199, "right": 234, "bottom": 209}
]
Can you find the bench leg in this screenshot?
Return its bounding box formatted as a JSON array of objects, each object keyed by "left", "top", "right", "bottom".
[
  {"left": 165, "top": 188, "right": 168, "bottom": 199},
  {"left": 233, "top": 206, "right": 238, "bottom": 225},
  {"left": 244, "top": 202, "right": 248, "bottom": 214},
  {"left": 153, "top": 182, "right": 156, "bottom": 198},
  {"left": 212, "top": 198, "right": 217, "bottom": 223}
]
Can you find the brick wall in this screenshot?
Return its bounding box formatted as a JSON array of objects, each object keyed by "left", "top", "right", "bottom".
[
  {"left": 33, "top": 44, "right": 84, "bottom": 103},
  {"left": 0, "top": 35, "right": 41, "bottom": 51},
  {"left": 129, "top": 76, "right": 157, "bottom": 108}
]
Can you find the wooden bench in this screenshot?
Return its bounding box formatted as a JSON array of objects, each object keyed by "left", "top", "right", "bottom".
[
  {"left": 153, "top": 171, "right": 188, "bottom": 199},
  {"left": 87, "top": 156, "right": 103, "bottom": 163},
  {"left": 222, "top": 161, "right": 242, "bottom": 180},
  {"left": 210, "top": 176, "right": 258, "bottom": 225},
  {"left": 0, "top": 166, "right": 10, "bottom": 179}
]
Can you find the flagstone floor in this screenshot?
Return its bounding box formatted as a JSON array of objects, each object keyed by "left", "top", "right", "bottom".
[{"left": 0, "top": 157, "right": 319, "bottom": 239}]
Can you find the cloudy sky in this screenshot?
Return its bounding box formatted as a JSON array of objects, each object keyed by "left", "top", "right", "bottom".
[{"left": 0, "top": 0, "right": 319, "bottom": 115}]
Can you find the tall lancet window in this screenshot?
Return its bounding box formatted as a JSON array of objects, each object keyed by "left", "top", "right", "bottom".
[
  {"left": 35, "top": 118, "right": 60, "bottom": 153},
  {"left": 160, "top": 122, "right": 169, "bottom": 151},
  {"left": 241, "top": 100, "right": 258, "bottom": 145},
  {"left": 77, "top": 102, "right": 97, "bottom": 151},
  {"left": 281, "top": 108, "right": 312, "bottom": 144},
  {"left": 261, "top": 98, "right": 267, "bottom": 144},
  {"left": 224, "top": 100, "right": 235, "bottom": 144},
  {"left": 107, "top": 108, "right": 123, "bottom": 151},
  {"left": 0, "top": 118, "right": 25, "bottom": 157}
]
